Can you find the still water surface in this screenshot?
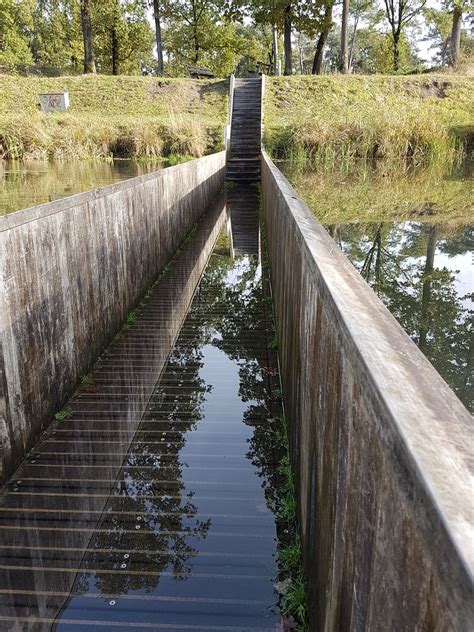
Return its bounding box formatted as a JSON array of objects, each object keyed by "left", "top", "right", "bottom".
[
  {"left": 0, "top": 160, "right": 162, "bottom": 215},
  {"left": 0, "top": 192, "right": 286, "bottom": 629},
  {"left": 281, "top": 163, "right": 473, "bottom": 412}
]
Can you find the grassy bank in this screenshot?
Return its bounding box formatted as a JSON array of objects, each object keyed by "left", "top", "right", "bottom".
[
  {"left": 264, "top": 76, "right": 474, "bottom": 170},
  {"left": 0, "top": 75, "right": 228, "bottom": 160}
]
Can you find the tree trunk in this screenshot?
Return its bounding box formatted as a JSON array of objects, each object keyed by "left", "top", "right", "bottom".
[
  {"left": 392, "top": 30, "right": 400, "bottom": 72},
  {"left": 284, "top": 4, "right": 292, "bottom": 75},
  {"left": 272, "top": 24, "right": 280, "bottom": 75},
  {"left": 80, "top": 0, "right": 96, "bottom": 74},
  {"left": 192, "top": 0, "right": 199, "bottom": 64},
  {"left": 312, "top": 31, "right": 328, "bottom": 74},
  {"left": 153, "top": 0, "right": 164, "bottom": 76},
  {"left": 418, "top": 225, "right": 437, "bottom": 353},
  {"left": 348, "top": 15, "right": 359, "bottom": 71},
  {"left": 312, "top": 3, "right": 332, "bottom": 74},
  {"left": 339, "top": 0, "right": 349, "bottom": 73},
  {"left": 111, "top": 22, "right": 119, "bottom": 75},
  {"left": 450, "top": 4, "right": 462, "bottom": 67}
]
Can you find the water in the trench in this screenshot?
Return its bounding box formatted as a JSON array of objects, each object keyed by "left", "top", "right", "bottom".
[
  {"left": 0, "top": 160, "right": 164, "bottom": 215},
  {"left": 0, "top": 186, "right": 288, "bottom": 630},
  {"left": 280, "top": 162, "right": 473, "bottom": 412}
]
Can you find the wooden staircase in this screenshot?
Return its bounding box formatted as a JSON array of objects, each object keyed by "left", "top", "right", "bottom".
[{"left": 226, "top": 78, "right": 262, "bottom": 183}]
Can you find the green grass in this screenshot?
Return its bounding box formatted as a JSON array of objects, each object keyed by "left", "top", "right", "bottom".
[
  {"left": 282, "top": 576, "right": 310, "bottom": 631},
  {"left": 274, "top": 420, "right": 310, "bottom": 631},
  {"left": 264, "top": 75, "right": 474, "bottom": 170},
  {"left": 54, "top": 406, "right": 72, "bottom": 420},
  {"left": 0, "top": 75, "right": 228, "bottom": 160}
]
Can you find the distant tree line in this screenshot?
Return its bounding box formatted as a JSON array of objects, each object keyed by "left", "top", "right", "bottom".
[{"left": 0, "top": 0, "right": 472, "bottom": 76}]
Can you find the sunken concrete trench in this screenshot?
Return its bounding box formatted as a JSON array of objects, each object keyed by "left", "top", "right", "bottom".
[
  {"left": 0, "top": 187, "right": 285, "bottom": 631},
  {"left": 0, "top": 77, "right": 472, "bottom": 631}
]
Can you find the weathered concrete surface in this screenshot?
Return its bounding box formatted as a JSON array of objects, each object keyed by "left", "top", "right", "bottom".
[
  {"left": 0, "top": 195, "right": 227, "bottom": 629},
  {"left": 261, "top": 151, "right": 473, "bottom": 631},
  {"left": 0, "top": 152, "right": 225, "bottom": 483}
]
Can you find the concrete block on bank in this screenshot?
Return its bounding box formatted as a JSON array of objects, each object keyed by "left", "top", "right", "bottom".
[{"left": 39, "top": 92, "right": 70, "bottom": 111}]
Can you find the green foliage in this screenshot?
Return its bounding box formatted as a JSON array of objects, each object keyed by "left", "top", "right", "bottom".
[
  {"left": 282, "top": 576, "right": 310, "bottom": 630},
  {"left": 165, "top": 10, "right": 244, "bottom": 77},
  {"left": 281, "top": 160, "right": 473, "bottom": 411},
  {"left": 30, "top": 0, "right": 83, "bottom": 72},
  {"left": 349, "top": 30, "right": 421, "bottom": 74},
  {"left": 92, "top": 0, "right": 154, "bottom": 75},
  {"left": 279, "top": 540, "right": 301, "bottom": 574},
  {"left": 0, "top": 0, "right": 34, "bottom": 68},
  {"left": 54, "top": 406, "right": 72, "bottom": 420},
  {"left": 275, "top": 427, "right": 309, "bottom": 629},
  {"left": 279, "top": 163, "right": 474, "bottom": 224},
  {"left": 80, "top": 373, "right": 91, "bottom": 385}
]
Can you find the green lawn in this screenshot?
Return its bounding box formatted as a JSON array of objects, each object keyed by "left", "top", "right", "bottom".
[
  {"left": 0, "top": 75, "right": 229, "bottom": 160},
  {"left": 264, "top": 75, "right": 474, "bottom": 170}
]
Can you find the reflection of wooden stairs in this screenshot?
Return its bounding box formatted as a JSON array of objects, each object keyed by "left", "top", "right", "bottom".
[
  {"left": 226, "top": 78, "right": 262, "bottom": 183},
  {"left": 226, "top": 183, "right": 260, "bottom": 257}
]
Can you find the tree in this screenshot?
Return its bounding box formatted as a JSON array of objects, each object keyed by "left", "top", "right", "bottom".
[
  {"left": 152, "top": 0, "right": 165, "bottom": 75},
  {"left": 80, "top": 0, "right": 96, "bottom": 72},
  {"left": 423, "top": 6, "right": 451, "bottom": 65},
  {"left": 162, "top": 0, "right": 226, "bottom": 68},
  {"left": 347, "top": 0, "right": 380, "bottom": 71},
  {"left": 283, "top": 3, "right": 292, "bottom": 74},
  {"left": 446, "top": 0, "right": 473, "bottom": 66},
  {"left": 383, "top": 0, "right": 426, "bottom": 71},
  {"left": 31, "top": 0, "right": 83, "bottom": 71},
  {"left": 424, "top": 0, "right": 473, "bottom": 68},
  {"left": 93, "top": 0, "right": 154, "bottom": 75},
  {"left": 0, "top": 0, "right": 34, "bottom": 68},
  {"left": 339, "top": 220, "right": 472, "bottom": 411},
  {"left": 340, "top": 0, "right": 349, "bottom": 72},
  {"left": 312, "top": 1, "right": 334, "bottom": 74},
  {"left": 163, "top": 0, "right": 250, "bottom": 76}
]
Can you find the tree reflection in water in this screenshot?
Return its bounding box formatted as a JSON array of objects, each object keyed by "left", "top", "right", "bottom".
[
  {"left": 334, "top": 221, "right": 472, "bottom": 411},
  {"left": 66, "top": 226, "right": 284, "bottom": 602}
]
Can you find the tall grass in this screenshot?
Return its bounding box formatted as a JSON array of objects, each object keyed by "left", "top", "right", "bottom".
[
  {"left": 264, "top": 75, "right": 473, "bottom": 171},
  {"left": 0, "top": 113, "right": 222, "bottom": 161},
  {"left": 0, "top": 75, "right": 228, "bottom": 161}
]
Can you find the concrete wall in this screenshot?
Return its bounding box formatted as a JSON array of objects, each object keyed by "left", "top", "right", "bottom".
[
  {"left": 0, "top": 152, "right": 226, "bottom": 483},
  {"left": 261, "top": 151, "right": 473, "bottom": 631},
  {"left": 0, "top": 195, "right": 227, "bottom": 627}
]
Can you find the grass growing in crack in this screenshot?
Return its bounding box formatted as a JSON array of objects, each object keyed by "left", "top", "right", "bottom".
[
  {"left": 272, "top": 387, "right": 283, "bottom": 399},
  {"left": 80, "top": 373, "right": 91, "bottom": 385},
  {"left": 282, "top": 575, "right": 309, "bottom": 630},
  {"left": 224, "top": 179, "right": 237, "bottom": 191},
  {"left": 271, "top": 412, "right": 310, "bottom": 630},
  {"left": 54, "top": 406, "right": 72, "bottom": 421},
  {"left": 279, "top": 539, "right": 301, "bottom": 575},
  {"left": 269, "top": 335, "right": 278, "bottom": 350},
  {"left": 257, "top": 214, "right": 309, "bottom": 629},
  {"left": 123, "top": 311, "right": 137, "bottom": 329}
]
